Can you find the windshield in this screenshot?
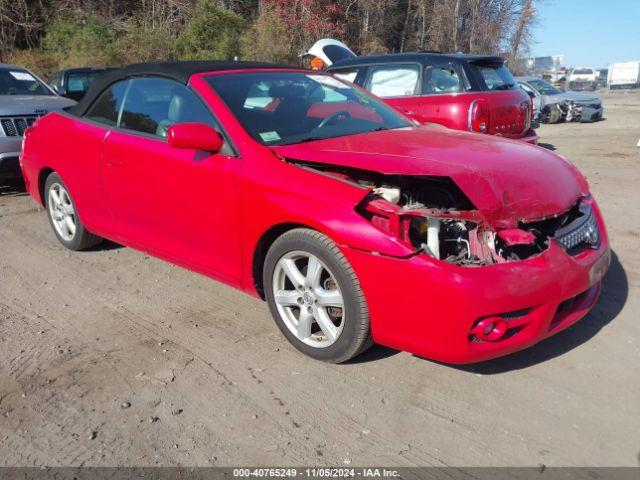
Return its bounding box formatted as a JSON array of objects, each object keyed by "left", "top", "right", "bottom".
[
  {"left": 0, "top": 69, "right": 53, "bottom": 96},
  {"left": 206, "top": 71, "right": 411, "bottom": 146},
  {"left": 528, "top": 79, "right": 562, "bottom": 95},
  {"left": 573, "top": 68, "right": 594, "bottom": 75},
  {"left": 475, "top": 64, "right": 516, "bottom": 91}
]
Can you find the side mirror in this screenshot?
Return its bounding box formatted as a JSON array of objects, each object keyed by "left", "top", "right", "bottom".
[
  {"left": 167, "top": 123, "right": 224, "bottom": 153},
  {"left": 526, "top": 90, "right": 536, "bottom": 99}
]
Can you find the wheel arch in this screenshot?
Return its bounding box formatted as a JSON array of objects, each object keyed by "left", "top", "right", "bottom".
[
  {"left": 37, "top": 167, "right": 55, "bottom": 206},
  {"left": 252, "top": 222, "right": 313, "bottom": 299}
]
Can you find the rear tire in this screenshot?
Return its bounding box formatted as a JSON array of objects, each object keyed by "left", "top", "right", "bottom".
[
  {"left": 44, "top": 172, "right": 102, "bottom": 251},
  {"left": 264, "top": 228, "right": 372, "bottom": 363}
]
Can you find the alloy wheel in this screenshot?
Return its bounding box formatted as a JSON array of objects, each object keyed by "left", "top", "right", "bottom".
[
  {"left": 48, "top": 183, "right": 76, "bottom": 242},
  {"left": 272, "top": 251, "right": 345, "bottom": 348}
]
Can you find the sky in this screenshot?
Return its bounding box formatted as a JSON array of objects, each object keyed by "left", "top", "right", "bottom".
[{"left": 531, "top": 0, "right": 640, "bottom": 68}]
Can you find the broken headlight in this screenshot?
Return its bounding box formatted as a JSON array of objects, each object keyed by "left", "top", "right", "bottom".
[{"left": 357, "top": 195, "right": 485, "bottom": 265}]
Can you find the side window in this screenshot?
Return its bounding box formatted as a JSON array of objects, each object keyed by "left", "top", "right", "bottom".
[
  {"left": 85, "top": 80, "right": 129, "bottom": 127},
  {"left": 67, "top": 73, "right": 92, "bottom": 93},
  {"left": 422, "top": 66, "right": 461, "bottom": 94},
  {"left": 120, "top": 77, "right": 217, "bottom": 138},
  {"left": 331, "top": 68, "right": 359, "bottom": 84},
  {"left": 48, "top": 72, "right": 60, "bottom": 91},
  {"left": 365, "top": 64, "right": 420, "bottom": 98},
  {"left": 519, "top": 82, "right": 536, "bottom": 96}
]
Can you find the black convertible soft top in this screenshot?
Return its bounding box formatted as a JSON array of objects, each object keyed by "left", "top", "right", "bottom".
[{"left": 69, "top": 60, "right": 294, "bottom": 116}]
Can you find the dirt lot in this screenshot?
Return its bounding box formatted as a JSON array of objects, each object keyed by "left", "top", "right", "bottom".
[{"left": 1, "top": 91, "right": 639, "bottom": 467}]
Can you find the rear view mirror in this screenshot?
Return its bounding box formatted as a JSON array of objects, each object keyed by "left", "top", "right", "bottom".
[{"left": 167, "top": 123, "right": 224, "bottom": 153}]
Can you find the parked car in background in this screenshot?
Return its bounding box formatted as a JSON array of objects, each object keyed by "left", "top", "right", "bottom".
[
  {"left": 0, "top": 64, "right": 75, "bottom": 183},
  {"left": 21, "top": 61, "right": 609, "bottom": 364},
  {"left": 596, "top": 68, "right": 609, "bottom": 89},
  {"left": 516, "top": 76, "right": 604, "bottom": 123},
  {"left": 327, "top": 52, "right": 537, "bottom": 144},
  {"left": 299, "top": 38, "right": 356, "bottom": 69},
  {"left": 567, "top": 67, "right": 598, "bottom": 91},
  {"left": 48, "top": 67, "right": 114, "bottom": 101},
  {"left": 607, "top": 61, "right": 640, "bottom": 89}
]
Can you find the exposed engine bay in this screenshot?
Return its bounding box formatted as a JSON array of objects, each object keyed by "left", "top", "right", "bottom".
[{"left": 291, "top": 161, "right": 596, "bottom": 267}]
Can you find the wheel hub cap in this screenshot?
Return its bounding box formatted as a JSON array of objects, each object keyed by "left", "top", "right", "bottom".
[
  {"left": 48, "top": 183, "right": 76, "bottom": 242},
  {"left": 272, "top": 251, "right": 345, "bottom": 348}
]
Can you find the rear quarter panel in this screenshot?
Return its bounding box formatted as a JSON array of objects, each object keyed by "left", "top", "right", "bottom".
[{"left": 21, "top": 112, "right": 111, "bottom": 234}]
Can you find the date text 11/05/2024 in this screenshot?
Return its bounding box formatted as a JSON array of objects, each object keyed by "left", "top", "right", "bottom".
[{"left": 233, "top": 468, "right": 400, "bottom": 477}]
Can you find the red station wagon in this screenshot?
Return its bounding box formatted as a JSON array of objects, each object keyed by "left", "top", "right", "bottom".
[
  {"left": 20, "top": 62, "right": 609, "bottom": 364},
  {"left": 327, "top": 52, "right": 538, "bottom": 144}
]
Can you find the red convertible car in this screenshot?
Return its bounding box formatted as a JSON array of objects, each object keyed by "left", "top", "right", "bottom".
[{"left": 20, "top": 62, "right": 610, "bottom": 364}]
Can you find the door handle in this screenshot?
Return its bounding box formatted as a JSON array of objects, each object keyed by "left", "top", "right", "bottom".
[{"left": 105, "top": 158, "right": 123, "bottom": 167}]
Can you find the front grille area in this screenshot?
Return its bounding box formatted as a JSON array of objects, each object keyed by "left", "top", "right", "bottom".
[
  {"left": 1, "top": 116, "right": 39, "bottom": 137},
  {"left": 555, "top": 204, "right": 600, "bottom": 252}
]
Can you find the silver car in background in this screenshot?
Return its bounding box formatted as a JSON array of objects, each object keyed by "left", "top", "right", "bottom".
[
  {"left": 517, "top": 76, "right": 604, "bottom": 123},
  {"left": 0, "top": 64, "right": 75, "bottom": 182}
]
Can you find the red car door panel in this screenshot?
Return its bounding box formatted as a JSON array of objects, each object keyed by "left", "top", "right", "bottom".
[
  {"left": 384, "top": 95, "right": 443, "bottom": 126},
  {"left": 46, "top": 115, "right": 112, "bottom": 234},
  {"left": 101, "top": 131, "right": 242, "bottom": 283}
]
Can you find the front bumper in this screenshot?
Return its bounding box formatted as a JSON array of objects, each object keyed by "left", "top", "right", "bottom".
[
  {"left": 0, "top": 137, "right": 22, "bottom": 180},
  {"left": 579, "top": 105, "right": 604, "bottom": 122},
  {"left": 342, "top": 200, "right": 609, "bottom": 364},
  {"left": 568, "top": 81, "right": 596, "bottom": 91}
]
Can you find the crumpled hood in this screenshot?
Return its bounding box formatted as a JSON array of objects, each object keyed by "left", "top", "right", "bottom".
[{"left": 271, "top": 125, "right": 589, "bottom": 227}]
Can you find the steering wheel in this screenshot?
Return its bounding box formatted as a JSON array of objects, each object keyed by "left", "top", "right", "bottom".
[{"left": 318, "top": 110, "right": 352, "bottom": 129}]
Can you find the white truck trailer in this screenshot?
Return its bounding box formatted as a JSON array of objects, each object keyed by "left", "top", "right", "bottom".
[{"left": 608, "top": 61, "right": 640, "bottom": 89}]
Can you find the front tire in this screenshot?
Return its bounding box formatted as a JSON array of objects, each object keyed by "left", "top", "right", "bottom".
[
  {"left": 264, "top": 228, "right": 372, "bottom": 363},
  {"left": 44, "top": 172, "right": 102, "bottom": 251}
]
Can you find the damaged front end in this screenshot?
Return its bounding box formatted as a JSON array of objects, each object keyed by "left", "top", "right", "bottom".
[
  {"left": 561, "top": 100, "right": 604, "bottom": 123},
  {"left": 292, "top": 161, "right": 600, "bottom": 267}
]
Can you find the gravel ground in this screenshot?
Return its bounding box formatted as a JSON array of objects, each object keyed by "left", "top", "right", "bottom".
[{"left": 0, "top": 90, "right": 638, "bottom": 467}]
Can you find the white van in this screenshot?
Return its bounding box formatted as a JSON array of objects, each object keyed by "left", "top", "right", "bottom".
[{"left": 607, "top": 61, "right": 640, "bottom": 89}]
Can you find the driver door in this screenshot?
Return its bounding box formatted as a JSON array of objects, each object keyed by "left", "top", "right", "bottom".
[{"left": 101, "top": 76, "right": 243, "bottom": 283}]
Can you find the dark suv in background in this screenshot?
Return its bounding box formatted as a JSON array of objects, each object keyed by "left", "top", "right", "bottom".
[
  {"left": 0, "top": 64, "right": 75, "bottom": 183},
  {"left": 327, "top": 53, "right": 537, "bottom": 144},
  {"left": 48, "top": 67, "right": 114, "bottom": 101}
]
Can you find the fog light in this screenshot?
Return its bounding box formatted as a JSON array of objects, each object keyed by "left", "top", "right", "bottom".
[{"left": 470, "top": 317, "right": 508, "bottom": 342}]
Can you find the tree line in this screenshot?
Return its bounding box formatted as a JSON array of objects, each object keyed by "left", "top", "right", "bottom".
[{"left": 0, "top": 0, "right": 536, "bottom": 77}]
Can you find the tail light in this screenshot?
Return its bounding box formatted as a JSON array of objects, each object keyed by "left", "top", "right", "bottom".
[
  {"left": 468, "top": 99, "right": 490, "bottom": 133},
  {"left": 523, "top": 100, "right": 532, "bottom": 130},
  {"left": 529, "top": 97, "right": 535, "bottom": 121},
  {"left": 22, "top": 126, "right": 35, "bottom": 151}
]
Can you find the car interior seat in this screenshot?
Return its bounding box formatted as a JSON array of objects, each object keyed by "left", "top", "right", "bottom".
[
  {"left": 269, "top": 84, "right": 309, "bottom": 136},
  {"left": 156, "top": 94, "right": 185, "bottom": 137}
]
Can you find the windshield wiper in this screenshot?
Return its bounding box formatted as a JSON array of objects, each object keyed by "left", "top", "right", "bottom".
[
  {"left": 278, "top": 136, "right": 326, "bottom": 146},
  {"left": 494, "top": 83, "right": 515, "bottom": 90},
  {"left": 276, "top": 127, "right": 397, "bottom": 146}
]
